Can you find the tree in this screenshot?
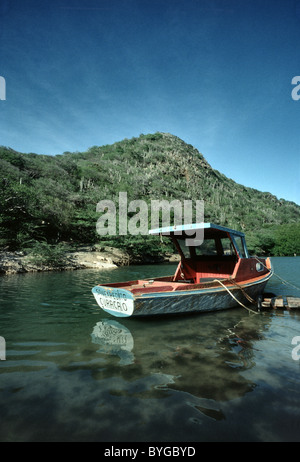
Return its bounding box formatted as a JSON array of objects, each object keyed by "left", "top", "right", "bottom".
[
  {"left": 273, "top": 224, "right": 300, "bottom": 256},
  {"left": 0, "top": 181, "right": 39, "bottom": 249}
]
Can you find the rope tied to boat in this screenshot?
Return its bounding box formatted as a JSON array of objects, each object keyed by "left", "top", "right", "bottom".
[
  {"left": 230, "top": 279, "right": 257, "bottom": 305},
  {"left": 213, "top": 279, "right": 260, "bottom": 315},
  {"left": 254, "top": 256, "right": 300, "bottom": 292}
]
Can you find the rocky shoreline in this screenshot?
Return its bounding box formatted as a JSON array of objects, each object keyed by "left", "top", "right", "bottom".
[{"left": 0, "top": 246, "right": 180, "bottom": 275}]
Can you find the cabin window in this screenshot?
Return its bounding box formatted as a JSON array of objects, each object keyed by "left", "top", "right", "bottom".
[
  {"left": 220, "top": 238, "right": 236, "bottom": 256},
  {"left": 194, "top": 238, "right": 218, "bottom": 256},
  {"left": 176, "top": 233, "right": 247, "bottom": 259},
  {"left": 177, "top": 239, "right": 190, "bottom": 258},
  {"left": 232, "top": 236, "right": 246, "bottom": 258}
]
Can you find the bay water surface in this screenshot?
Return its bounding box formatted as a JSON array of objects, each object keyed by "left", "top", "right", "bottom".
[{"left": 0, "top": 257, "right": 300, "bottom": 442}]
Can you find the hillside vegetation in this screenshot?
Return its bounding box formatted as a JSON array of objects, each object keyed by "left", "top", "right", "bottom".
[{"left": 1, "top": 132, "right": 300, "bottom": 258}]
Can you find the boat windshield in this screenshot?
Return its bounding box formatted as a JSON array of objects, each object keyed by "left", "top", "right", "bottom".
[
  {"left": 177, "top": 238, "right": 190, "bottom": 258},
  {"left": 220, "top": 237, "right": 236, "bottom": 256},
  {"left": 194, "top": 238, "right": 218, "bottom": 256},
  {"left": 232, "top": 236, "right": 247, "bottom": 258},
  {"left": 176, "top": 235, "right": 238, "bottom": 258}
]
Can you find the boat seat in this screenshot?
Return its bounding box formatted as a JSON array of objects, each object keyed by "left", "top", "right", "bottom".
[
  {"left": 200, "top": 277, "right": 227, "bottom": 282},
  {"left": 179, "top": 257, "right": 237, "bottom": 283},
  {"left": 175, "top": 279, "right": 194, "bottom": 283}
]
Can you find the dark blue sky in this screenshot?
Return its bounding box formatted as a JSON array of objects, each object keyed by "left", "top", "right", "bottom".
[{"left": 1, "top": 0, "right": 300, "bottom": 204}]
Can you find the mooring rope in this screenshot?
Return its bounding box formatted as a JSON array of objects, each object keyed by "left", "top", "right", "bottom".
[
  {"left": 214, "top": 255, "right": 299, "bottom": 315},
  {"left": 230, "top": 279, "right": 257, "bottom": 305},
  {"left": 213, "top": 279, "right": 260, "bottom": 315},
  {"left": 254, "top": 256, "right": 300, "bottom": 292}
]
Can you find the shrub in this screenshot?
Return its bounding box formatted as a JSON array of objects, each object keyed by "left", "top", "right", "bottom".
[{"left": 27, "top": 242, "right": 69, "bottom": 268}]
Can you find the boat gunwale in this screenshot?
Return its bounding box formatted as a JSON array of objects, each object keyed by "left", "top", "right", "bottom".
[
  {"left": 94, "top": 270, "right": 273, "bottom": 300},
  {"left": 134, "top": 271, "right": 273, "bottom": 299}
]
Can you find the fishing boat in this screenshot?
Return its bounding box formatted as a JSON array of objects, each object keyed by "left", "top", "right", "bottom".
[{"left": 92, "top": 223, "right": 273, "bottom": 317}]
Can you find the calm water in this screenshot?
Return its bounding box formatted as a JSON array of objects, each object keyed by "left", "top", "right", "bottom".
[{"left": 0, "top": 257, "right": 300, "bottom": 442}]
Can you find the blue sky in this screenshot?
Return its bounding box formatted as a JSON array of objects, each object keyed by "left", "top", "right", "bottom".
[{"left": 1, "top": 0, "right": 300, "bottom": 204}]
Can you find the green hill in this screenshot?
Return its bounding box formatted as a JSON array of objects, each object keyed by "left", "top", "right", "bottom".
[{"left": 1, "top": 132, "right": 300, "bottom": 257}]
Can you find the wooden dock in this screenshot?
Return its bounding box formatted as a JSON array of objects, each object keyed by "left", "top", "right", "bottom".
[{"left": 261, "top": 294, "right": 300, "bottom": 310}]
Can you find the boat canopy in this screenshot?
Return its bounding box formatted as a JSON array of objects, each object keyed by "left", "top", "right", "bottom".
[
  {"left": 150, "top": 222, "right": 248, "bottom": 258},
  {"left": 149, "top": 222, "right": 245, "bottom": 238}
]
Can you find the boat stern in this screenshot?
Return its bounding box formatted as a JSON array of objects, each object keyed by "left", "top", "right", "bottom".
[{"left": 92, "top": 285, "right": 135, "bottom": 317}]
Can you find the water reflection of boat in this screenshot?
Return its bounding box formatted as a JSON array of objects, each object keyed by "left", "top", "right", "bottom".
[
  {"left": 92, "top": 223, "right": 273, "bottom": 317},
  {"left": 91, "top": 319, "right": 134, "bottom": 365},
  {"left": 90, "top": 311, "right": 271, "bottom": 408}
]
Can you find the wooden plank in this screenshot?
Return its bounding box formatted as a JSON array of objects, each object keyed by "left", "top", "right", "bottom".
[
  {"left": 286, "top": 297, "right": 300, "bottom": 308},
  {"left": 271, "top": 297, "right": 284, "bottom": 308}
]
